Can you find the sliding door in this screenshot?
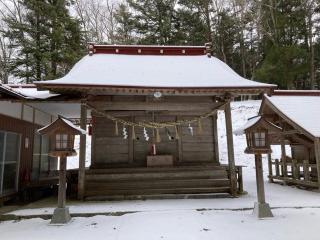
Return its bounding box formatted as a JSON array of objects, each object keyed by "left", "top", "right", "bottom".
[{"left": 0, "top": 131, "right": 21, "bottom": 195}]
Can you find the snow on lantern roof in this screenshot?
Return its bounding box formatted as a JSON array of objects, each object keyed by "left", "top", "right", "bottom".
[
  {"left": 35, "top": 45, "right": 276, "bottom": 91},
  {"left": 234, "top": 115, "right": 281, "bottom": 136},
  {"left": 262, "top": 94, "right": 320, "bottom": 138},
  {"left": 38, "top": 116, "right": 86, "bottom": 135}
]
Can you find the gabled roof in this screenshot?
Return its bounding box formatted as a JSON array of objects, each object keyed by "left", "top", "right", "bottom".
[
  {"left": 38, "top": 116, "right": 86, "bottom": 135},
  {"left": 234, "top": 116, "right": 281, "bottom": 135},
  {"left": 35, "top": 45, "right": 276, "bottom": 95},
  {"left": 260, "top": 94, "right": 320, "bottom": 139}
]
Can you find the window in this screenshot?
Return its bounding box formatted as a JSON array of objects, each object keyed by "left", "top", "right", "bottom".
[
  {"left": 254, "top": 132, "right": 266, "bottom": 147},
  {"left": 56, "top": 134, "right": 68, "bottom": 150},
  {"left": 0, "top": 131, "right": 21, "bottom": 195},
  {"left": 32, "top": 132, "right": 57, "bottom": 181}
]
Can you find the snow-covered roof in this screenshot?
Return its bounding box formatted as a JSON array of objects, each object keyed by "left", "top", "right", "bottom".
[
  {"left": 60, "top": 117, "right": 87, "bottom": 135},
  {"left": 263, "top": 95, "right": 320, "bottom": 138},
  {"left": 35, "top": 45, "right": 276, "bottom": 90},
  {"left": 234, "top": 116, "right": 261, "bottom": 135},
  {"left": 38, "top": 116, "right": 86, "bottom": 135},
  {"left": 0, "top": 84, "right": 59, "bottom": 99}
]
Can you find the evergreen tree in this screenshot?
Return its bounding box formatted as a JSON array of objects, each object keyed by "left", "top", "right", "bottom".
[
  {"left": 4, "top": 0, "right": 83, "bottom": 83},
  {"left": 114, "top": 3, "right": 136, "bottom": 44},
  {"left": 254, "top": 0, "right": 309, "bottom": 89},
  {"left": 126, "top": 0, "right": 180, "bottom": 45}
]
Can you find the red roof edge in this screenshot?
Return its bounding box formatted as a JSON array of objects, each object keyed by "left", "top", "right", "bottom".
[
  {"left": 87, "top": 43, "right": 209, "bottom": 56},
  {"left": 273, "top": 90, "right": 320, "bottom": 96}
]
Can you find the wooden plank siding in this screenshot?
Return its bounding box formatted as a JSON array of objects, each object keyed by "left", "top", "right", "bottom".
[{"left": 91, "top": 113, "right": 219, "bottom": 168}]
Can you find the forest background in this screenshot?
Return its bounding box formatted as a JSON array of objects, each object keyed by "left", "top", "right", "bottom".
[{"left": 0, "top": 0, "right": 319, "bottom": 90}]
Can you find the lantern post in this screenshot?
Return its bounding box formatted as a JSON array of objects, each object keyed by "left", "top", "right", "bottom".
[
  {"left": 235, "top": 116, "right": 281, "bottom": 218},
  {"left": 38, "top": 116, "right": 86, "bottom": 225}
]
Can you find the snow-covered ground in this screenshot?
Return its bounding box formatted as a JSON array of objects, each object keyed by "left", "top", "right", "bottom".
[{"left": 1, "top": 100, "right": 320, "bottom": 240}]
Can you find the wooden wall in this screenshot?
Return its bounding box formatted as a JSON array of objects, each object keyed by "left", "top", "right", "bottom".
[
  {"left": 0, "top": 113, "right": 38, "bottom": 188},
  {"left": 91, "top": 113, "right": 219, "bottom": 168}
]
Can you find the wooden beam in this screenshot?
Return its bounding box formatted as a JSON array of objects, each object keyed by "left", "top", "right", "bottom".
[
  {"left": 255, "top": 154, "right": 266, "bottom": 203},
  {"left": 212, "top": 114, "right": 219, "bottom": 163},
  {"left": 314, "top": 138, "right": 320, "bottom": 190},
  {"left": 224, "top": 101, "right": 237, "bottom": 196},
  {"left": 58, "top": 156, "right": 67, "bottom": 208},
  {"left": 267, "top": 153, "right": 273, "bottom": 183},
  {"left": 78, "top": 103, "right": 87, "bottom": 200},
  {"left": 280, "top": 133, "right": 287, "bottom": 177},
  {"left": 90, "top": 101, "right": 223, "bottom": 111}
]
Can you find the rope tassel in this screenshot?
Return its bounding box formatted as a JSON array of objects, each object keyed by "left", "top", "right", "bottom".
[
  {"left": 197, "top": 119, "right": 203, "bottom": 135},
  {"left": 175, "top": 126, "right": 180, "bottom": 140},
  {"left": 156, "top": 128, "right": 161, "bottom": 143},
  {"left": 115, "top": 121, "right": 119, "bottom": 136},
  {"left": 132, "top": 126, "right": 136, "bottom": 140}
]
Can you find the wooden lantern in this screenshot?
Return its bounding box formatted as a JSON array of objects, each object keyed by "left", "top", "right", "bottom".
[
  {"left": 242, "top": 116, "right": 281, "bottom": 154},
  {"left": 37, "top": 116, "right": 86, "bottom": 225},
  {"left": 38, "top": 116, "right": 86, "bottom": 157},
  {"left": 235, "top": 116, "right": 281, "bottom": 219}
]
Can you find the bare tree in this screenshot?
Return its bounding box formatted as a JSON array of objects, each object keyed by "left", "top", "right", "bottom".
[
  {"left": 73, "top": 0, "right": 117, "bottom": 44},
  {"left": 0, "top": 0, "right": 25, "bottom": 84}
]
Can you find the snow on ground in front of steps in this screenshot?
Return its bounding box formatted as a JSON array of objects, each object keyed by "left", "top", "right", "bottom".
[{"left": 2, "top": 100, "right": 320, "bottom": 240}]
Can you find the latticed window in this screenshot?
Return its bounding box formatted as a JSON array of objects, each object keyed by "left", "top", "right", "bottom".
[
  {"left": 55, "top": 134, "right": 68, "bottom": 150},
  {"left": 253, "top": 132, "right": 266, "bottom": 147}
]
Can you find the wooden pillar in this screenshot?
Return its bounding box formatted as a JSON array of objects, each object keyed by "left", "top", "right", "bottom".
[
  {"left": 255, "top": 154, "right": 266, "bottom": 203},
  {"left": 303, "top": 160, "right": 310, "bottom": 181},
  {"left": 78, "top": 104, "right": 87, "bottom": 200},
  {"left": 212, "top": 113, "right": 220, "bottom": 163},
  {"left": 224, "top": 101, "right": 237, "bottom": 196},
  {"left": 58, "top": 156, "right": 67, "bottom": 208},
  {"left": 280, "top": 134, "right": 287, "bottom": 177},
  {"left": 314, "top": 138, "right": 320, "bottom": 190},
  {"left": 267, "top": 153, "right": 273, "bottom": 183}
]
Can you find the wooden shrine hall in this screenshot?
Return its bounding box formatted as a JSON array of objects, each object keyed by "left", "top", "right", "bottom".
[
  {"left": 5, "top": 44, "right": 276, "bottom": 200},
  {"left": 259, "top": 91, "right": 320, "bottom": 190}
]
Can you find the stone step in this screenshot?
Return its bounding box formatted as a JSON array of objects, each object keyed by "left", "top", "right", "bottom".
[
  {"left": 85, "top": 186, "right": 231, "bottom": 197},
  {"left": 85, "top": 193, "right": 231, "bottom": 201}
]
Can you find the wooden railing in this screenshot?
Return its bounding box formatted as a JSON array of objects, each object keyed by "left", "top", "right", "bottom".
[
  {"left": 235, "top": 166, "right": 244, "bottom": 194},
  {"left": 268, "top": 159, "right": 318, "bottom": 188}
]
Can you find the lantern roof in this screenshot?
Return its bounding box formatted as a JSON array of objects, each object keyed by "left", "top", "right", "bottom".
[
  {"left": 38, "top": 116, "right": 86, "bottom": 136},
  {"left": 234, "top": 116, "right": 282, "bottom": 135}
]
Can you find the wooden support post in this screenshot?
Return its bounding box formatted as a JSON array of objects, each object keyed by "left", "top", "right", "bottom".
[
  {"left": 224, "top": 101, "right": 237, "bottom": 196},
  {"left": 237, "top": 167, "right": 243, "bottom": 194},
  {"left": 303, "top": 160, "right": 310, "bottom": 181},
  {"left": 58, "top": 156, "right": 67, "bottom": 208},
  {"left": 280, "top": 135, "right": 287, "bottom": 177},
  {"left": 292, "top": 159, "right": 298, "bottom": 180},
  {"left": 275, "top": 159, "right": 280, "bottom": 177},
  {"left": 267, "top": 153, "right": 273, "bottom": 183},
  {"left": 253, "top": 154, "right": 273, "bottom": 218},
  {"left": 78, "top": 104, "right": 87, "bottom": 200},
  {"left": 314, "top": 138, "right": 320, "bottom": 190},
  {"left": 212, "top": 114, "right": 220, "bottom": 163},
  {"left": 255, "top": 154, "right": 265, "bottom": 203}
]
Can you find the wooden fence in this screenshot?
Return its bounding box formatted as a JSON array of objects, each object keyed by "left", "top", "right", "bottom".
[{"left": 268, "top": 158, "right": 318, "bottom": 188}]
